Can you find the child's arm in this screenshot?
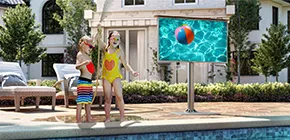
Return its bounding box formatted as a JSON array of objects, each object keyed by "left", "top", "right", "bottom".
[
  {"left": 118, "top": 49, "right": 139, "bottom": 77},
  {"left": 75, "top": 53, "right": 90, "bottom": 70}
]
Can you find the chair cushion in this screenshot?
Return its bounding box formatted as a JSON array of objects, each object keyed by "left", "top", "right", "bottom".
[
  {"left": 11, "top": 86, "right": 56, "bottom": 92},
  {"left": 0, "top": 86, "right": 56, "bottom": 96},
  {"left": 0, "top": 72, "right": 22, "bottom": 83},
  {"left": 0, "top": 73, "right": 27, "bottom": 87}
]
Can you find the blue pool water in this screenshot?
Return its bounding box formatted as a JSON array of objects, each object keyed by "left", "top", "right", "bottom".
[
  {"left": 46, "top": 126, "right": 290, "bottom": 140},
  {"left": 158, "top": 17, "right": 228, "bottom": 63}
]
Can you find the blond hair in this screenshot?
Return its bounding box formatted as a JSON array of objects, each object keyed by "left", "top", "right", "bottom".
[{"left": 78, "top": 35, "right": 92, "bottom": 51}]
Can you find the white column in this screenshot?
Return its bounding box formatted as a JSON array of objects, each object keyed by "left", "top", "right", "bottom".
[
  {"left": 137, "top": 30, "right": 145, "bottom": 80},
  {"left": 144, "top": 28, "right": 148, "bottom": 80},
  {"left": 125, "top": 30, "right": 130, "bottom": 81}
]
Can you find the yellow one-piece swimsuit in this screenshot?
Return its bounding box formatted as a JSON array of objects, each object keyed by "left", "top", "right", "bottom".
[{"left": 101, "top": 49, "right": 123, "bottom": 83}]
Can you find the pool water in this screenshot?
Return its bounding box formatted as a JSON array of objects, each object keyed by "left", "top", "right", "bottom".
[
  {"left": 158, "top": 17, "right": 228, "bottom": 63},
  {"left": 45, "top": 126, "right": 290, "bottom": 140}
]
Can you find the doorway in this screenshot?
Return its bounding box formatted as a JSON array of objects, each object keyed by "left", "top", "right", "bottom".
[{"left": 105, "top": 28, "right": 147, "bottom": 81}]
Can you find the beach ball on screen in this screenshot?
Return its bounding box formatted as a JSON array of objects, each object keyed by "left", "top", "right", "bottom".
[{"left": 175, "top": 25, "right": 194, "bottom": 45}]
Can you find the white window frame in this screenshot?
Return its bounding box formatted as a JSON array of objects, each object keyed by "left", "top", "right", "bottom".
[
  {"left": 173, "top": 0, "right": 197, "bottom": 5},
  {"left": 123, "top": 0, "right": 146, "bottom": 7}
]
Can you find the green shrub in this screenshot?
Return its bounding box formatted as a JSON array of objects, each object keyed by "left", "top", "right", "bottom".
[
  {"left": 40, "top": 79, "right": 56, "bottom": 86},
  {"left": 41, "top": 79, "right": 63, "bottom": 92},
  {"left": 123, "top": 80, "right": 170, "bottom": 96},
  {"left": 27, "top": 81, "right": 36, "bottom": 86},
  {"left": 26, "top": 79, "right": 290, "bottom": 102}
]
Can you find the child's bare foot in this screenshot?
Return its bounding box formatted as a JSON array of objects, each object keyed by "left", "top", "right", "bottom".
[
  {"left": 76, "top": 120, "right": 82, "bottom": 123},
  {"left": 105, "top": 119, "right": 111, "bottom": 123},
  {"left": 86, "top": 117, "right": 93, "bottom": 123},
  {"left": 86, "top": 119, "right": 93, "bottom": 123},
  {"left": 120, "top": 118, "right": 125, "bottom": 122},
  {"left": 87, "top": 118, "right": 93, "bottom": 123}
]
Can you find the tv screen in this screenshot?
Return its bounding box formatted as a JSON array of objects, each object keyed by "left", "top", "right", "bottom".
[{"left": 158, "top": 16, "right": 228, "bottom": 63}]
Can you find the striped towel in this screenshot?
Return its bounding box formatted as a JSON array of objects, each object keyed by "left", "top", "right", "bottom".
[
  {"left": 0, "top": 0, "right": 25, "bottom": 5},
  {"left": 76, "top": 77, "right": 93, "bottom": 105}
]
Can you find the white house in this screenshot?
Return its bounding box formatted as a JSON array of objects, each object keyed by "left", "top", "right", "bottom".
[
  {"left": 0, "top": 0, "right": 69, "bottom": 80},
  {"left": 1, "top": 0, "right": 233, "bottom": 83},
  {"left": 86, "top": 0, "right": 290, "bottom": 84},
  {"left": 86, "top": 0, "right": 234, "bottom": 83},
  {"left": 238, "top": 0, "right": 290, "bottom": 83},
  {"left": 1, "top": 0, "right": 289, "bottom": 84}
]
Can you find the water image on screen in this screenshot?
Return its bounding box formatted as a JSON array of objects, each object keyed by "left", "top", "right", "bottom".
[{"left": 158, "top": 17, "right": 228, "bottom": 63}]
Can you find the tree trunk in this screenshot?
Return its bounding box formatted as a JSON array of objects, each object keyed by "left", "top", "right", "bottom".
[
  {"left": 237, "top": 49, "right": 241, "bottom": 84},
  {"left": 237, "top": 0, "right": 241, "bottom": 84},
  {"left": 19, "top": 46, "right": 22, "bottom": 67},
  {"left": 265, "top": 76, "right": 268, "bottom": 82},
  {"left": 276, "top": 72, "right": 278, "bottom": 82},
  {"left": 19, "top": 60, "right": 22, "bottom": 67}
]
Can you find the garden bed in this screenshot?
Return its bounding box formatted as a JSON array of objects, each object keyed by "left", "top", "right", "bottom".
[{"left": 1, "top": 81, "right": 290, "bottom": 106}]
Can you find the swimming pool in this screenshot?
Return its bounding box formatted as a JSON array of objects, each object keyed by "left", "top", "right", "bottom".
[{"left": 45, "top": 126, "right": 290, "bottom": 140}]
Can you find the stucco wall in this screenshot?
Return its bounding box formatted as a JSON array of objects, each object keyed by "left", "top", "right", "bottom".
[
  {"left": 0, "top": 8, "right": 5, "bottom": 25},
  {"left": 95, "top": 0, "right": 225, "bottom": 12}
]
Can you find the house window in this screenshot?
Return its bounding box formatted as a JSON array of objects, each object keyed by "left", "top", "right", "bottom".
[
  {"left": 42, "top": 54, "right": 64, "bottom": 77},
  {"left": 124, "top": 0, "right": 144, "bottom": 6},
  {"left": 232, "top": 51, "right": 258, "bottom": 76},
  {"left": 175, "top": 0, "right": 196, "bottom": 4},
  {"left": 42, "top": 0, "right": 63, "bottom": 34},
  {"left": 272, "top": 6, "right": 278, "bottom": 26},
  {"left": 23, "top": 0, "right": 31, "bottom": 7},
  {"left": 288, "top": 11, "right": 290, "bottom": 30},
  {"left": 288, "top": 66, "right": 290, "bottom": 83}
]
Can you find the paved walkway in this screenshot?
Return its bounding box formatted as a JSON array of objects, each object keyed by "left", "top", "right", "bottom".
[
  {"left": 1, "top": 102, "right": 290, "bottom": 123},
  {"left": 2, "top": 102, "right": 290, "bottom": 139}
]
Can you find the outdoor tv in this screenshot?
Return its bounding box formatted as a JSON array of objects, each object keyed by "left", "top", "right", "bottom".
[{"left": 157, "top": 16, "right": 228, "bottom": 63}]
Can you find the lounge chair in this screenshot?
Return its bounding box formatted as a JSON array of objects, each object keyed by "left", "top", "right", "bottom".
[
  {"left": 0, "top": 62, "right": 56, "bottom": 112},
  {"left": 53, "top": 63, "right": 113, "bottom": 108}
]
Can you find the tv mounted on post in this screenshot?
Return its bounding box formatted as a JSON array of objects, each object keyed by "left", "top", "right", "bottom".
[{"left": 156, "top": 15, "right": 228, "bottom": 63}]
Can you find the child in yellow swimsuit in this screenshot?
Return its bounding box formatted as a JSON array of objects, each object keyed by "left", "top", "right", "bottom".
[
  {"left": 95, "top": 30, "right": 139, "bottom": 122},
  {"left": 101, "top": 48, "right": 123, "bottom": 83}
]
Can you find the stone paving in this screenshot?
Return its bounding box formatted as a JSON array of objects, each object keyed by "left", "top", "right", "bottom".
[{"left": 1, "top": 102, "right": 290, "bottom": 124}]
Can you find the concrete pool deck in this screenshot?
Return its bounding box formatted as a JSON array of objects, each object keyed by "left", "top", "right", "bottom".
[{"left": 1, "top": 102, "right": 290, "bottom": 139}]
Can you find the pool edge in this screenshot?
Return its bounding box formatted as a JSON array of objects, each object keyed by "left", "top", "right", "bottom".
[{"left": 1, "top": 116, "right": 290, "bottom": 139}]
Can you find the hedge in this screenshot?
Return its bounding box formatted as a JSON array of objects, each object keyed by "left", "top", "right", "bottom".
[
  {"left": 1, "top": 80, "right": 290, "bottom": 106},
  {"left": 122, "top": 81, "right": 290, "bottom": 102}
]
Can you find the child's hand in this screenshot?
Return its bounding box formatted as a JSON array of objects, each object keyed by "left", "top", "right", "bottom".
[
  {"left": 132, "top": 71, "right": 139, "bottom": 77},
  {"left": 97, "top": 23, "right": 101, "bottom": 28}
]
